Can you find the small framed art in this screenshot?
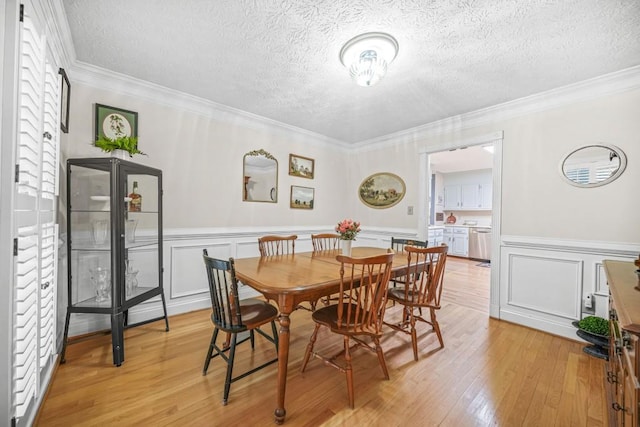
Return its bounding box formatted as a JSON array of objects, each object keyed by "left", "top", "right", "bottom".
[
  {"left": 289, "top": 154, "right": 314, "bottom": 179},
  {"left": 59, "top": 68, "right": 70, "bottom": 133},
  {"left": 290, "top": 185, "right": 314, "bottom": 209},
  {"left": 95, "top": 104, "right": 138, "bottom": 141}
]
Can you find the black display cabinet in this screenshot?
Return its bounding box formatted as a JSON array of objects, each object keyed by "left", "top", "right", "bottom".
[{"left": 61, "top": 157, "right": 169, "bottom": 366}]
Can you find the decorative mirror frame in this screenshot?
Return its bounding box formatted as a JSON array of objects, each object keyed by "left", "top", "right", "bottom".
[
  {"left": 560, "top": 143, "right": 627, "bottom": 188},
  {"left": 243, "top": 149, "right": 278, "bottom": 203}
]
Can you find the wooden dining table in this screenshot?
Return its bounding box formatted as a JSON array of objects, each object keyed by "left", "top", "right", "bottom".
[{"left": 233, "top": 246, "right": 409, "bottom": 424}]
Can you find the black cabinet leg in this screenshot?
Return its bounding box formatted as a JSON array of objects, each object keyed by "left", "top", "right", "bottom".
[
  {"left": 161, "top": 291, "right": 170, "bottom": 332},
  {"left": 111, "top": 312, "right": 125, "bottom": 366},
  {"left": 60, "top": 311, "right": 72, "bottom": 363}
]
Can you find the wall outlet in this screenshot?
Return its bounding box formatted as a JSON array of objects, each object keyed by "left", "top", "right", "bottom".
[
  {"left": 584, "top": 294, "right": 593, "bottom": 309},
  {"left": 407, "top": 206, "right": 414, "bottom": 215}
]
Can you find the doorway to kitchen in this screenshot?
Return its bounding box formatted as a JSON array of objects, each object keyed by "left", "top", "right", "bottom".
[{"left": 417, "top": 131, "right": 503, "bottom": 318}]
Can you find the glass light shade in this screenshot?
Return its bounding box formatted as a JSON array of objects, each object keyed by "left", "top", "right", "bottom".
[
  {"left": 349, "top": 50, "right": 388, "bottom": 87},
  {"left": 340, "top": 32, "right": 398, "bottom": 87}
]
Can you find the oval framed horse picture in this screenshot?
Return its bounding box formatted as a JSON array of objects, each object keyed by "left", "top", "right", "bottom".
[{"left": 358, "top": 172, "right": 406, "bottom": 209}]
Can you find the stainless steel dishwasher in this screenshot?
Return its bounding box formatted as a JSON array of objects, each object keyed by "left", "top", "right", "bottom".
[{"left": 468, "top": 227, "right": 491, "bottom": 261}]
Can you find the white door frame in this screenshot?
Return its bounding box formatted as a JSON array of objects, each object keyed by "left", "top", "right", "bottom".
[{"left": 417, "top": 131, "right": 503, "bottom": 318}]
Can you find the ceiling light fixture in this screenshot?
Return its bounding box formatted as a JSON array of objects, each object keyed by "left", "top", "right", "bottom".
[{"left": 339, "top": 32, "right": 399, "bottom": 87}]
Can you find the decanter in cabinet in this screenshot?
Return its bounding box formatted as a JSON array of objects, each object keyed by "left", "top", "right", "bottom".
[{"left": 61, "top": 157, "right": 169, "bottom": 366}]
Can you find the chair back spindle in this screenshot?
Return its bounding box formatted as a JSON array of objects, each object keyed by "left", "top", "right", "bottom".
[
  {"left": 403, "top": 245, "right": 447, "bottom": 308},
  {"left": 311, "top": 233, "right": 341, "bottom": 251},
  {"left": 203, "top": 251, "right": 243, "bottom": 330},
  {"left": 258, "top": 235, "right": 297, "bottom": 256},
  {"left": 335, "top": 252, "right": 394, "bottom": 335}
]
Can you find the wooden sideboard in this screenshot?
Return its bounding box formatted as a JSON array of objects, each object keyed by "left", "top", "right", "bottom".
[{"left": 604, "top": 260, "right": 640, "bottom": 426}]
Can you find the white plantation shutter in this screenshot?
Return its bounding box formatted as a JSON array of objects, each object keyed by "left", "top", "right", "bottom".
[
  {"left": 39, "top": 223, "right": 57, "bottom": 368},
  {"left": 38, "top": 61, "right": 60, "bottom": 372},
  {"left": 11, "top": 1, "right": 60, "bottom": 423},
  {"left": 14, "top": 226, "right": 39, "bottom": 419},
  {"left": 565, "top": 167, "right": 589, "bottom": 184},
  {"left": 16, "top": 9, "right": 45, "bottom": 199},
  {"left": 595, "top": 164, "right": 617, "bottom": 183},
  {"left": 41, "top": 62, "right": 59, "bottom": 199}
]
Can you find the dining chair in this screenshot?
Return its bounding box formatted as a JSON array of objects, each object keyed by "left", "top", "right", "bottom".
[
  {"left": 383, "top": 244, "right": 448, "bottom": 361},
  {"left": 390, "top": 237, "right": 428, "bottom": 253},
  {"left": 311, "top": 233, "right": 341, "bottom": 251},
  {"left": 390, "top": 237, "right": 428, "bottom": 289},
  {"left": 258, "top": 235, "right": 297, "bottom": 256},
  {"left": 300, "top": 251, "right": 395, "bottom": 408},
  {"left": 311, "top": 233, "right": 342, "bottom": 308},
  {"left": 258, "top": 234, "right": 308, "bottom": 310},
  {"left": 202, "top": 249, "right": 279, "bottom": 405}
]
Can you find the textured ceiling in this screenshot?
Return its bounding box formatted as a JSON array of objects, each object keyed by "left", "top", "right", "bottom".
[{"left": 62, "top": 0, "right": 640, "bottom": 144}]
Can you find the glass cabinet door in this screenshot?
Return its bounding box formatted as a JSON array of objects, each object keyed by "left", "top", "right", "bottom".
[
  {"left": 68, "top": 164, "right": 113, "bottom": 308},
  {"left": 121, "top": 170, "right": 160, "bottom": 304}
]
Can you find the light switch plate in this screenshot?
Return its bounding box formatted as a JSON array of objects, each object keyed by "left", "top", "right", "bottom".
[{"left": 407, "top": 206, "right": 414, "bottom": 215}]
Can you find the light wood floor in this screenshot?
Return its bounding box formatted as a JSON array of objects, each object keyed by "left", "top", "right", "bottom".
[{"left": 36, "top": 258, "right": 606, "bottom": 426}]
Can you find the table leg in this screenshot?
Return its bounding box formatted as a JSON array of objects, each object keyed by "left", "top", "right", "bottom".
[{"left": 274, "top": 312, "right": 290, "bottom": 424}]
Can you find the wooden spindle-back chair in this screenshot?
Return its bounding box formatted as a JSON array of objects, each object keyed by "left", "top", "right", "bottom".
[
  {"left": 300, "top": 251, "right": 394, "bottom": 408},
  {"left": 384, "top": 244, "right": 448, "bottom": 361}
]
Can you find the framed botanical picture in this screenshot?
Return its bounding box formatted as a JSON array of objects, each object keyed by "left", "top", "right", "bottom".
[
  {"left": 358, "top": 172, "right": 406, "bottom": 209},
  {"left": 289, "top": 154, "right": 314, "bottom": 179},
  {"left": 95, "top": 104, "right": 138, "bottom": 141},
  {"left": 290, "top": 185, "right": 314, "bottom": 209},
  {"left": 59, "top": 68, "right": 70, "bottom": 133}
]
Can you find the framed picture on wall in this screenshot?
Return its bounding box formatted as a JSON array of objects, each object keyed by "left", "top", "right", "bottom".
[
  {"left": 95, "top": 104, "right": 138, "bottom": 141},
  {"left": 59, "top": 68, "right": 70, "bottom": 133},
  {"left": 290, "top": 185, "right": 314, "bottom": 209},
  {"left": 289, "top": 154, "right": 314, "bottom": 179},
  {"left": 358, "top": 172, "right": 406, "bottom": 209}
]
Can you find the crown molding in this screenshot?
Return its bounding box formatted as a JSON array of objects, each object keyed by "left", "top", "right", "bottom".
[
  {"left": 69, "top": 61, "right": 347, "bottom": 150},
  {"left": 44, "top": 0, "right": 76, "bottom": 69},
  {"left": 63, "top": 22, "right": 640, "bottom": 155},
  {"left": 352, "top": 65, "right": 640, "bottom": 152}
]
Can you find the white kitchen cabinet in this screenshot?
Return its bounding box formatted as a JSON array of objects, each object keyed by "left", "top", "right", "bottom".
[
  {"left": 460, "top": 184, "right": 479, "bottom": 209},
  {"left": 428, "top": 228, "right": 444, "bottom": 247},
  {"left": 444, "top": 226, "right": 469, "bottom": 257},
  {"left": 442, "top": 170, "right": 492, "bottom": 211},
  {"left": 443, "top": 185, "right": 461, "bottom": 209},
  {"left": 479, "top": 184, "right": 492, "bottom": 209}
]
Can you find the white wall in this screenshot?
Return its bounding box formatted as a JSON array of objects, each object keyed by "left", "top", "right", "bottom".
[
  {"left": 498, "top": 89, "right": 640, "bottom": 241},
  {"left": 62, "top": 83, "right": 350, "bottom": 229},
  {"left": 349, "top": 88, "right": 640, "bottom": 243}
]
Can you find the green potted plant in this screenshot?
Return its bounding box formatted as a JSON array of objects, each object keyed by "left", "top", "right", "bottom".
[
  {"left": 572, "top": 315, "right": 609, "bottom": 360},
  {"left": 95, "top": 135, "right": 145, "bottom": 157},
  {"left": 576, "top": 316, "right": 610, "bottom": 336}
]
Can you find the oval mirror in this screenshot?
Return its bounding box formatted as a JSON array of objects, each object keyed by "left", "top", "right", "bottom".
[
  {"left": 243, "top": 149, "right": 278, "bottom": 202},
  {"left": 561, "top": 144, "right": 627, "bottom": 188}
]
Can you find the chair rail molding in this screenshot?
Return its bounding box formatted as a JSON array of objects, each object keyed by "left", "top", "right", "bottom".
[{"left": 501, "top": 235, "right": 640, "bottom": 257}]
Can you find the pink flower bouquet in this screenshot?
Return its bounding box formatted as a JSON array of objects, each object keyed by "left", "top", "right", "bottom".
[{"left": 335, "top": 219, "right": 361, "bottom": 240}]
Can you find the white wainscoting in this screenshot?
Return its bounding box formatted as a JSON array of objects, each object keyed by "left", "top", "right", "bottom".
[
  {"left": 61, "top": 226, "right": 415, "bottom": 338},
  {"left": 500, "top": 235, "right": 640, "bottom": 340},
  {"left": 60, "top": 229, "right": 640, "bottom": 345}
]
